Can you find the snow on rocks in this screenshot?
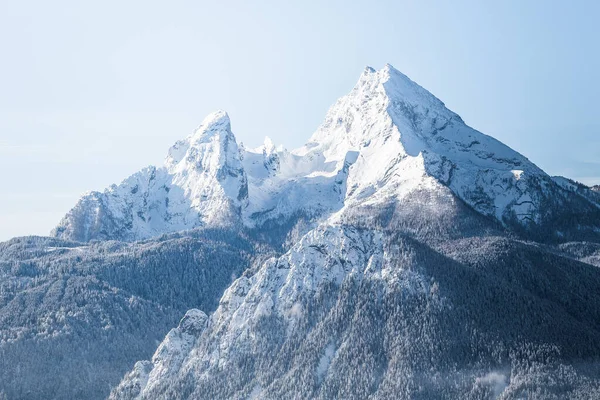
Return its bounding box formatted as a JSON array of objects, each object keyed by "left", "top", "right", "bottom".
[
  {"left": 109, "top": 309, "right": 208, "bottom": 400},
  {"left": 54, "top": 65, "right": 600, "bottom": 242}
]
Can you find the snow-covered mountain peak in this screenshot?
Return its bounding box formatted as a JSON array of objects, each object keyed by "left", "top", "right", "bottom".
[
  {"left": 163, "top": 109, "right": 246, "bottom": 199},
  {"left": 298, "top": 65, "right": 561, "bottom": 229},
  {"left": 53, "top": 66, "right": 600, "bottom": 243},
  {"left": 381, "top": 64, "right": 452, "bottom": 115},
  {"left": 347, "top": 64, "right": 452, "bottom": 120},
  {"left": 163, "top": 110, "right": 248, "bottom": 226},
  {"left": 190, "top": 110, "right": 231, "bottom": 141},
  {"left": 307, "top": 64, "right": 459, "bottom": 153},
  {"left": 197, "top": 109, "right": 229, "bottom": 127},
  {"left": 52, "top": 110, "right": 249, "bottom": 241},
  {"left": 165, "top": 110, "right": 235, "bottom": 170}
]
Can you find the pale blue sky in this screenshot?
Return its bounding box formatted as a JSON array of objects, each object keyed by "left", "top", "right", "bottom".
[{"left": 1, "top": 0, "right": 598, "bottom": 240}]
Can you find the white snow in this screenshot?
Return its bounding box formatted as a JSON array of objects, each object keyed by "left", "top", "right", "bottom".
[
  {"left": 316, "top": 342, "right": 336, "bottom": 382},
  {"left": 110, "top": 64, "right": 600, "bottom": 398},
  {"left": 120, "top": 309, "right": 208, "bottom": 399},
  {"left": 55, "top": 64, "right": 564, "bottom": 242}
]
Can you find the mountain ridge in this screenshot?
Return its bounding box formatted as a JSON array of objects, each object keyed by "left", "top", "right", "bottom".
[
  {"left": 53, "top": 64, "right": 600, "bottom": 244},
  {"left": 3, "top": 64, "right": 600, "bottom": 400},
  {"left": 105, "top": 65, "right": 600, "bottom": 399}
]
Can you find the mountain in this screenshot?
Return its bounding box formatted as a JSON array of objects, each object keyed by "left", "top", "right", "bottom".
[
  {"left": 111, "top": 228, "right": 600, "bottom": 399},
  {"left": 107, "top": 65, "right": 600, "bottom": 400},
  {"left": 0, "top": 230, "right": 257, "bottom": 399},
  {"left": 3, "top": 64, "right": 600, "bottom": 399},
  {"left": 52, "top": 112, "right": 249, "bottom": 242},
  {"left": 53, "top": 65, "right": 600, "bottom": 244}
]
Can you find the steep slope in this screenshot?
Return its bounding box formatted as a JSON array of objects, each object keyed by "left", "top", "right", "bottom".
[
  {"left": 109, "top": 64, "right": 600, "bottom": 400},
  {"left": 111, "top": 224, "right": 600, "bottom": 399},
  {"left": 294, "top": 65, "right": 600, "bottom": 242},
  {"left": 52, "top": 112, "right": 249, "bottom": 242},
  {"left": 110, "top": 309, "right": 209, "bottom": 399},
  {"left": 0, "top": 230, "right": 256, "bottom": 399},
  {"left": 54, "top": 66, "right": 600, "bottom": 244},
  {"left": 552, "top": 176, "right": 600, "bottom": 208}
]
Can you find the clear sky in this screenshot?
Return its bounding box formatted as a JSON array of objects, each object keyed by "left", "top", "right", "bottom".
[{"left": 1, "top": 0, "right": 598, "bottom": 241}]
